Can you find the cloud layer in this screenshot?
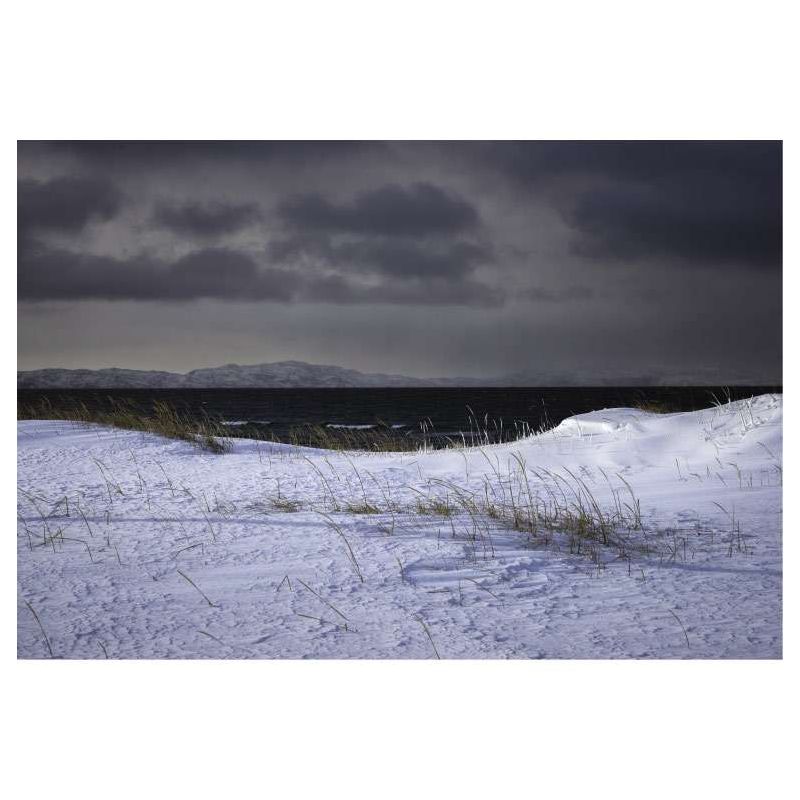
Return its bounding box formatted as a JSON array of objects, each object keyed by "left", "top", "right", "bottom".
[
  {"left": 278, "top": 182, "right": 480, "bottom": 237},
  {"left": 152, "top": 200, "right": 261, "bottom": 238},
  {"left": 18, "top": 176, "right": 124, "bottom": 237},
  {"left": 479, "top": 140, "right": 782, "bottom": 270},
  {"left": 16, "top": 141, "right": 782, "bottom": 381}
]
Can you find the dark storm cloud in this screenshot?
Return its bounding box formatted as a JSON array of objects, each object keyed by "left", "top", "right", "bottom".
[
  {"left": 29, "top": 140, "right": 380, "bottom": 168},
  {"left": 167, "top": 249, "right": 296, "bottom": 298},
  {"left": 478, "top": 140, "right": 780, "bottom": 186},
  {"left": 267, "top": 182, "right": 494, "bottom": 302},
  {"left": 566, "top": 181, "right": 781, "bottom": 268},
  {"left": 268, "top": 235, "right": 491, "bottom": 279},
  {"left": 18, "top": 176, "right": 123, "bottom": 235},
  {"left": 19, "top": 245, "right": 300, "bottom": 302},
  {"left": 152, "top": 200, "right": 261, "bottom": 237},
  {"left": 478, "top": 140, "right": 782, "bottom": 270},
  {"left": 19, "top": 242, "right": 500, "bottom": 307},
  {"left": 16, "top": 141, "right": 782, "bottom": 383},
  {"left": 277, "top": 182, "right": 480, "bottom": 237}
]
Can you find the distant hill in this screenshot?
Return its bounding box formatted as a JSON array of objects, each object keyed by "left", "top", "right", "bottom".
[
  {"left": 17, "top": 360, "right": 780, "bottom": 389},
  {"left": 17, "top": 361, "right": 437, "bottom": 389}
]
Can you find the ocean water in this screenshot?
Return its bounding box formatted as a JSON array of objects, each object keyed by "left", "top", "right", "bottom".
[{"left": 17, "top": 386, "right": 780, "bottom": 444}]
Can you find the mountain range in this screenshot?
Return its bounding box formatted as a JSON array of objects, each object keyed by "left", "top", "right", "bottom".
[
  {"left": 17, "top": 361, "right": 443, "bottom": 389},
  {"left": 17, "top": 360, "right": 776, "bottom": 389}
]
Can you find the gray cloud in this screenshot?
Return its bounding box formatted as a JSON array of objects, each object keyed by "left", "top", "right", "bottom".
[
  {"left": 18, "top": 176, "right": 123, "bottom": 236},
  {"left": 16, "top": 141, "right": 782, "bottom": 383},
  {"left": 29, "top": 140, "right": 380, "bottom": 168},
  {"left": 277, "top": 182, "right": 479, "bottom": 237},
  {"left": 19, "top": 246, "right": 300, "bottom": 302},
  {"left": 152, "top": 200, "right": 261, "bottom": 238},
  {"left": 565, "top": 177, "right": 781, "bottom": 269},
  {"left": 268, "top": 235, "right": 492, "bottom": 279},
  {"left": 19, "top": 242, "right": 501, "bottom": 307},
  {"left": 266, "top": 182, "right": 493, "bottom": 301},
  {"left": 477, "top": 140, "right": 782, "bottom": 270},
  {"left": 476, "top": 140, "right": 780, "bottom": 187}
]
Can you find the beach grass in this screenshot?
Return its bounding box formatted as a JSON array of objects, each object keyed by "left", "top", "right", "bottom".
[
  {"left": 18, "top": 397, "right": 541, "bottom": 453},
  {"left": 18, "top": 397, "right": 232, "bottom": 454}
]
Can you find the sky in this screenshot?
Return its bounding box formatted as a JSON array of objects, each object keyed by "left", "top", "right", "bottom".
[{"left": 17, "top": 140, "right": 782, "bottom": 384}]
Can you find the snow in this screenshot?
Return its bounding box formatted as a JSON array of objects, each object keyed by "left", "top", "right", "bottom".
[{"left": 17, "top": 394, "right": 782, "bottom": 658}]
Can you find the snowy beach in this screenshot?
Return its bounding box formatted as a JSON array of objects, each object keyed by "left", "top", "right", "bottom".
[{"left": 17, "top": 394, "right": 782, "bottom": 659}]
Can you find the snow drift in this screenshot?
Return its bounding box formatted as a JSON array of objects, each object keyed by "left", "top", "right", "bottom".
[{"left": 17, "top": 394, "right": 782, "bottom": 658}]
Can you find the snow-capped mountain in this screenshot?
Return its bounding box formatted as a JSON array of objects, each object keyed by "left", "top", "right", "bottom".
[
  {"left": 16, "top": 360, "right": 779, "bottom": 389},
  {"left": 17, "top": 361, "right": 436, "bottom": 388}
]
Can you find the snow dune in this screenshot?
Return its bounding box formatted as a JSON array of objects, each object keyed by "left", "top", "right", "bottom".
[{"left": 17, "top": 394, "right": 782, "bottom": 658}]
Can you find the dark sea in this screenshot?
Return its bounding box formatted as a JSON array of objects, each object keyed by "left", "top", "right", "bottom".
[{"left": 17, "top": 386, "right": 781, "bottom": 445}]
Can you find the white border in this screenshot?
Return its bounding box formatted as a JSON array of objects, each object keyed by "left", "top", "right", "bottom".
[{"left": 4, "top": 2, "right": 795, "bottom": 799}]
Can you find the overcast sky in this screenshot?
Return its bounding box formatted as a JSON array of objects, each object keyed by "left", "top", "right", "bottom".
[{"left": 17, "top": 140, "right": 782, "bottom": 383}]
